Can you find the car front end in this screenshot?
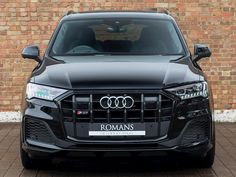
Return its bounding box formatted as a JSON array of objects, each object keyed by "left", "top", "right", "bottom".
[
  {"left": 21, "top": 80, "right": 214, "bottom": 156},
  {"left": 20, "top": 11, "right": 215, "bottom": 168}
]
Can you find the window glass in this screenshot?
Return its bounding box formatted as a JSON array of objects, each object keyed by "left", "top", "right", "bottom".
[{"left": 50, "top": 19, "right": 184, "bottom": 56}]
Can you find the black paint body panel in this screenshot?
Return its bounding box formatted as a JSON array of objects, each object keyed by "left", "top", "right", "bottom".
[{"left": 21, "top": 12, "right": 214, "bottom": 160}]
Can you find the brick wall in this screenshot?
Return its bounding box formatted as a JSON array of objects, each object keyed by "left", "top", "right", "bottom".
[{"left": 0, "top": 0, "right": 235, "bottom": 111}]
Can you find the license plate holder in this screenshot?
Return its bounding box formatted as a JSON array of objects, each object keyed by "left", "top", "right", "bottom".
[{"left": 89, "top": 123, "right": 146, "bottom": 136}]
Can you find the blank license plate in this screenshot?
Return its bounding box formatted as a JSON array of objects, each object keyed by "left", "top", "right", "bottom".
[{"left": 89, "top": 123, "right": 146, "bottom": 136}]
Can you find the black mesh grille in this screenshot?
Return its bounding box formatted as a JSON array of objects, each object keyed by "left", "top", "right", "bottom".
[
  {"left": 60, "top": 92, "right": 173, "bottom": 123},
  {"left": 25, "top": 118, "right": 52, "bottom": 144},
  {"left": 181, "top": 119, "right": 210, "bottom": 146}
]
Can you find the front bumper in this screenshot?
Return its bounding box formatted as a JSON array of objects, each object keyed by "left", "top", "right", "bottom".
[
  {"left": 21, "top": 116, "right": 213, "bottom": 159},
  {"left": 21, "top": 91, "right": 214, "bottom": 159},
  {"left": 22, "top": 135, "right": 212, "bottom": 159}
]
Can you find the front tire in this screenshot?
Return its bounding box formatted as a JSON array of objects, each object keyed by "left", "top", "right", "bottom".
[
  {"left": 198, "top": 145, "right": 215, "bottom": 168},
  {"left": 198, "top": 132, "right": 215, "bottom": 168},
  {"left": 20, "top": 146, "right": 35, "bottom": 169},
  {"left": 20, "top": 143, "right": 52, "bottom": 169},
  {"left": 197, "top": 122, "right": 215, "bottom": 168}
]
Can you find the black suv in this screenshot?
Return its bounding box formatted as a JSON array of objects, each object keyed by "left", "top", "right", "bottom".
[{"left": 20, "top": 11, "right": 215, "bottom": 169}]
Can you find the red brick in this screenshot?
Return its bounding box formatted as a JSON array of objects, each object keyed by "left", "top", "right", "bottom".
[{"left": 0, "top": 0, "right": 235, "bottom": 111}]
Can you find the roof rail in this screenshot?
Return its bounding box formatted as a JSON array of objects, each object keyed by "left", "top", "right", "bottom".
[
  {"left": 63, "top": 9, "right": 171, "bottom": 16},
  {"left": 159, "top": 9, "right": 170, "bottom": 15},
  {"left": 147, "top": 8, "right": 170, "bottom": 15},
  {"left": 65, "top": 10, "right": 75, "bottom": 16}
]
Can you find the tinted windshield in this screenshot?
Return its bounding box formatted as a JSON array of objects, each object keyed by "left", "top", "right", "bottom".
[{"left": 50, "top": 18, "right": 184, "bottom": 56}]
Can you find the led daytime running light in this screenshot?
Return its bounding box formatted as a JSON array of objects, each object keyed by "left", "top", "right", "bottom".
[
  {"left": 166, "top": 82, "right": 208, "bottom": 100},
  {"left": 26, "top": 83, "right": 67, "bottom": 101}
]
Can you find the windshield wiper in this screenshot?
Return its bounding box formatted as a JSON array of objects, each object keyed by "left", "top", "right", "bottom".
[
  {"left": 106, "top": 52, "right": 185, "bottom": 56},
  {"left": 52, "top": 52, "right": 185, "bottom": 57}
]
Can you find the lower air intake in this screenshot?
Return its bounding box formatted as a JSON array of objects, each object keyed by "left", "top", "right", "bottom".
[
  {"left": 181, "top": 119, "right": 210, "bottom": 146},
  {"left": 25, "top": 118, "right": 52, "bottom": 144}
]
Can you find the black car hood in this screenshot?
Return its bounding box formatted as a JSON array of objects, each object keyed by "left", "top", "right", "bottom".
[{"left": 33, "top": 55, "right": 200, "bottom": 89}]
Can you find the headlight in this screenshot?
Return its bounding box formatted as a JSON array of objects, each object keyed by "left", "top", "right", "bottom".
[
  {"left": 26, "top": 83, "right": 67, "bottom": 101},
  {"left": 165, "top": 82, "right": 208, "bottom": 100}
]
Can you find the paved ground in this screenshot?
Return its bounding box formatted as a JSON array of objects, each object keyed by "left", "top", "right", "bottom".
[{"left": 0, "top": 123, "right": 236, "bottom": 177}]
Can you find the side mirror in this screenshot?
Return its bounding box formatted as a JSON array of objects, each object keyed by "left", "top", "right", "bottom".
[
  {"left": 21, "top": 45, "right": 41, "bottom": 63},
  {"left": 193, "top": 44, "right": 211, "bottom": 63}
]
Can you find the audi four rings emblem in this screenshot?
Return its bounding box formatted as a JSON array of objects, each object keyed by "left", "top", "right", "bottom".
[{"left": 100, "top": 96, "right": 134, "bottom": 109}]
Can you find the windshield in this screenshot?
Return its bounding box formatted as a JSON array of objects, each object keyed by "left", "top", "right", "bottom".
[{"left": 50, "top": 18, "right": 185, "bottom": 56}]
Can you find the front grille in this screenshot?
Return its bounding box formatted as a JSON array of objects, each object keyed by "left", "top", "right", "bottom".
[
  {"left": 25, "top": 118, "right": 53, "bottom": 144},
  {"left": 181, "top": 118, "right": 210, "bottom": 146},
  {"left": 60, "top": 92, "right": 173, "bottom": 123}
]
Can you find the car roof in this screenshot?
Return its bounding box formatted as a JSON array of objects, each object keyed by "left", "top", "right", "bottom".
[{"left": 62, "top": 11, "right": 173, "bottom": 21}]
